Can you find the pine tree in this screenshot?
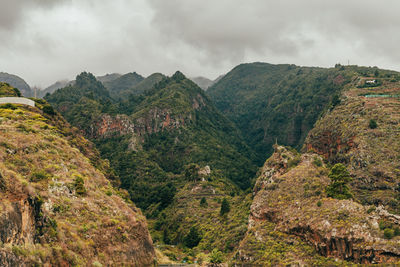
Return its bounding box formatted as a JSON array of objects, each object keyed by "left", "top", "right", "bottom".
[
  {"left": 326, "top": 163, "right": 352, "bottom": 200},
  {"left": 220, "top": 198, "right": 230, "bottom": 216}
]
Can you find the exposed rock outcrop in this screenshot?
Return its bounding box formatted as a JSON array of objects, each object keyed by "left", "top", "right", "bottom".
[
  {"left": 0, "top": 100, "right": 156, "bottom": 266},
  {"left": 236, "top": 146, "right": 400, "bottom": 265}
]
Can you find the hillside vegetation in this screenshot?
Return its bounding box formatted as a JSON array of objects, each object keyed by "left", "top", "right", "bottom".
[
  {"left": 0, "top": 86, "right": 155, "bottom": 266},
  {"left": 208, "top": 63, "right": 400, "bottom": 164}
]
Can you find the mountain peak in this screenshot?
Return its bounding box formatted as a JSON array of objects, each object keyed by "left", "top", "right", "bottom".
[{"left": 172, "top": 71, "right": 186, "bottom": 82}]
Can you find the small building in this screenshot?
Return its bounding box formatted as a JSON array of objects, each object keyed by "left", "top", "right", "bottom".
[
  {"left": 0, "top": 97, "right": 35, "bottom": 107},
  {"left": 366, "top": 80, "right": 376, "bottom": 84}
]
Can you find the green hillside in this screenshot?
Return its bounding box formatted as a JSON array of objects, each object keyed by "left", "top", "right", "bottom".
[
  {"left": 207, "top": 63, "right": 400, "bottom": 164},
  {"left": 102, "top": 72, "right": 144, "bottom": 98}
]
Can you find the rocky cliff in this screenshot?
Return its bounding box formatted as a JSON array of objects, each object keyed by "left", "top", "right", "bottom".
[
  {"left": 235, "top": 146, "right": 400, "bottom": 265},
  {"left": 235, "top": 76, "right": 400, "bottom": 265},
  {"left": 0, "top": 95, "right": 155, "bottom": 265},
  {"left": 304, "top": 77, "right": 400, "bottom": 213}
]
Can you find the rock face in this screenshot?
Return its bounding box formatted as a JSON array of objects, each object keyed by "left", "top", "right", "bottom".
[
  {"left": 235, "top": 146, "right": 400, "bottom": 265},
  {"left": 0, "top": 98, "right": 155, "bottom": 266},
  {"left": 304, "top": 78, "right": 400, "bottom": 212}
]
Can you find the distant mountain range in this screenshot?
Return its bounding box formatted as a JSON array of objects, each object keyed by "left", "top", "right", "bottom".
[{"left": 0, "top": 72, "right": 33, "bottom": 97}]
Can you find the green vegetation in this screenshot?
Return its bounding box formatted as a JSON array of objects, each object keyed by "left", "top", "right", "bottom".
[
  {"left": 220, "top": 198, "right": 230, "bottom": 216},
  {"left": 209, "top": 249, "right": 224, "bottom": 263},
  {"left": 47, "top": 71, "right": 256, "bottom": 213},
  {"left": 0, "top": 82, "right": 21, "bottom": 97},
  {"left": 74, "top": 175, "right": 87, "bottom": 195},
  {"left": 102, "top": 72, "right": 144, "bottom": 98},
  {"left": 200, "top": 197, "right": 208, "bottom": 207},
  {"left": 326, "top": 164, "right": 352, "bottom": 200},
  {"left": 184, "top": 227, "right": 202, "bottom": 248},
  {"left": 369, "top": 119, "right": 378, "bottom": 129},
  {"left": 208, "top": 63, "right": 399, "bottom": 164}
]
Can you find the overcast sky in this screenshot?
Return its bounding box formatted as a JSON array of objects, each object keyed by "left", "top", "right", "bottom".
[{"left": 0, "top": 0, "right": 400, "bottom": 87}]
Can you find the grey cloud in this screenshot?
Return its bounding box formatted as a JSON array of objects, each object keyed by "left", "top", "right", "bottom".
[
  {"left": 1, "top": 0, "right": 400, "bottom": 86},
  {"left": 0, "top": 0, "right": 66, "bottom": 30}
]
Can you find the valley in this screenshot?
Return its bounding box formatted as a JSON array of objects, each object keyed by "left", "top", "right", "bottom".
[{"left": 1, "top": 63, "right": 400, "bottom": 265}]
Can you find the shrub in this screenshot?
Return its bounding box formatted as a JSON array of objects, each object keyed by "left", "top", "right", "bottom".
[
  {"left": 200, "top": 197, "right": 208, "bottom": 207},
  {"left": 287, "top": 155, "right": 301, "bottom": 168},
  {"left": 42, "top": 104, "right": 56, "bottom": 115},
  {"left": 384, "top": 228, "right": 394, "bottom": 239},
  {"left": 220, "top": 198, "right": 230, "bottom": 216},
  {"left": 184, "top": 163, "right": 201, "bottom": 181},
  {"left": 31, "top": 170, "right": 49, "bottom": 182},
  {"left": 369, "top": 119, "right": 378, "bottom": 129},
  {"left": 316, "top": 200, "right": 322, "bottom": 207},
  {"left": 74, "top": 175, "right": 87, "bottom": 195},
  {"left": 313, "top": 156, "right": 323, "bottom": 167},
  {"left": 209, "top": 249, "right": 223, "bottom": 263},
  {"left": 0, "top": 103, "right": 17, "bottom": 110},
  {"left": 184, "top": 227, "right": 201, "bottom": 248},
  {"left": 326, "top": 163, "right": 352, "bottom": 200},
  {"left": 367, "top": 206, "right": 376, "bottom": 214}
]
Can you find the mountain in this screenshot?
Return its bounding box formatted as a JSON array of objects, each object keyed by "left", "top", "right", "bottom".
[
  {"left": 0, "top": 72, "right": 32, "bottom": 97},
  {"left": 129, "top": 73, "right": 166, "bottom": 95},
  {"left": 39, "top": 80, "right": 73, "bottom": 98},
  {"left": 39, "top": 73, "right": 122, "bottom": 98},
  {"left": 45, "top": 71, "right": 257, "bottom": 262},
  {"left": 235, "top": 71, "right": 400, "bottom": 265},
  {"left": 207, "top": 63, "right": 398, "bottom": 164},
  {"left": 102, "top": 72, "right": 144, "bottom": 98},
  {"left": 97, "top": 73, "right": 122, "bottom": 84},
  {"left": 0, "top": 83, "right": 155, "bottom": 266},
  {"left": 191, "top": 76, "right": 214, "bottom": 90}
]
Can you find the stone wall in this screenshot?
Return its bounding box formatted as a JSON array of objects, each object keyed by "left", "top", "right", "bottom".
[{"left": 0, "top": 97, "right": 35, "bottom": 107}]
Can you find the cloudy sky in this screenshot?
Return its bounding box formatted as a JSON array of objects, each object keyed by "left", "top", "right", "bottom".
[{"left": 0, "top": 0, "right": 400, "bottom": 87}]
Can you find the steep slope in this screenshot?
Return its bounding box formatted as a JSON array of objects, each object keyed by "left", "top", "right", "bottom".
[
  {"left": 235, "top": 146, "right": 400, "bottom": 265},
  {"left": 0, "top": 72, "right": 32, "bottom": 97},
  {"left": 45, "top": 72, "right": 115, "bottom": 134},
  {"left": 304, "top": 75, "right": 400, "bottom": 213},
  {"left": 45, "top": 71, "right": 257, "bottom": 263},
  {"left": 236, "top": 74, "right": 400, "bottom": 265},
  {"left": 208, "top": 63, "right": 399, "bottom": 164},
  {"left": 0, "top": 84, "right": 155, "bottom": 266}
]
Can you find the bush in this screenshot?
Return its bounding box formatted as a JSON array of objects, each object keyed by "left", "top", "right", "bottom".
[
  {"left": 184, "top": 163, "right": 201, "bottom": 181},
  {"left": 209, "top": 249, "right": 223, "bottom": 263},
  {"left": 316, "top": 200, "right": 322, "bottom": 207},
  {"left": 313, "top": 156, "right": 323, "bottom": 167},
  {"left": 369, "top": 119, "right": 378, "bottom": 129},
  {"left": 31, "top": 170, "right": 49, "bottom": 182},
  {"left": 200, "top": 197, "right": 208, "bottom": 207},
  {"left": 326, "top": 163, "right": 352, "bottom": 200},
  {"left": 74, "top": 175, "right": 87, "bottom": 195},
  {"left": 42, "top": 104, "right": 56, "bottom": 115},
  {"left": 184, "top": 227, "right": 201, "bottom": 248},
  {"left": 220, "top": 198, "right": 230, "bottom": 216},
  {"left": 384, "top": 228, "right": 394, "bottom": 239}
]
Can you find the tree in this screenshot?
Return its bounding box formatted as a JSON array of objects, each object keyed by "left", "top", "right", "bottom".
[
  {"left": 184, "top": 226, "right": 201, "bottom": 248},
  {"left": 200, "top": 197, "right": 208, "bottom": 207},
  {"left": 326, "top": 163, "right": 352, "bottom": 200},
  {"left": 184, "top": 163, "right": 201, "bottom": 181},
  {"left": 369, "top": 119, "right": 378, "bottom": 129},
  {"left": 220, "top": 198, "right": 230, "bottom": 216}
]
